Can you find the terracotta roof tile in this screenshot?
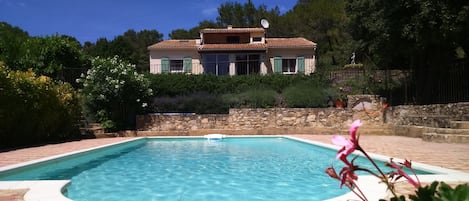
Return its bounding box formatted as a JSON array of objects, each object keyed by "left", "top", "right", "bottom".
[
  {"left": 201, "top": 27, "right": 265, "bottom": 34},
  {"left": 147, "top": 39, "right": 198, "bottom": 50},
  {"left": 197, "top": 43, "right": 267, "bottom": 52},
  {"left": 266, "top": 38, "right": 316, "bottom": 48},
  {"left": 147, "top": 38, "right": 316, "bottom": 51}
]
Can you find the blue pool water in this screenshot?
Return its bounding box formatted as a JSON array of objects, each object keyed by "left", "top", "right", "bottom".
[{"left": 0, "top": 137, "right": 429, "bottom": 201}]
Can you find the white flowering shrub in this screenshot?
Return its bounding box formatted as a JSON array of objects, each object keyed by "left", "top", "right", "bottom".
[{"left": 78, "top": 56, "right": 152, "bottom": 131}]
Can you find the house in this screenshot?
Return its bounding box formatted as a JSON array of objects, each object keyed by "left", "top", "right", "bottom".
[{"left": 148, "top": 26, "right": 317, "bottom": 75}]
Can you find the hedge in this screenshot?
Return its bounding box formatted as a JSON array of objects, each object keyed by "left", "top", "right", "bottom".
[{"left": 0, "top": 64, "right": 81, "bottom": 148}]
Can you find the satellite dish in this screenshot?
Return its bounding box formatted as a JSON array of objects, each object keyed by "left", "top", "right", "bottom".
[{"left": 261, "top": 19, "right": 270, "bottom": 29}]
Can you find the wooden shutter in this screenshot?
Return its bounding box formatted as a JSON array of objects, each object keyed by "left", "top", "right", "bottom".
[
  {"left": 183, "top": 57, "right": 192, "bottom": 73},
  {"left": 297, "top": 56, "right": 305, "bottom": 73},
  {"left": 161, "top": 57, "right": 169, "bottom": 73},
  {"left": 274, "top": 56, "right": 282, "bottom": 73}
]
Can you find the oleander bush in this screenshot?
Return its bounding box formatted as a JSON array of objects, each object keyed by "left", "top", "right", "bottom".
[
  {"left": 78, "top": 56, "right": 152, "bottom": 131},
  {"left": 0, "top": 63, "right": 81, "bottom": 148}
]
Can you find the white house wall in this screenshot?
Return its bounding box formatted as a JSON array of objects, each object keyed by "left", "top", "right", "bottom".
[
  {"left": 268, "top": 48, "right": 316, "bottom": 74},
  {"left": 149, "top": 48, "right": 315, "bottom": 75},
  {"left": 149, "top": 49, "right": 200, "bottom": 74}
]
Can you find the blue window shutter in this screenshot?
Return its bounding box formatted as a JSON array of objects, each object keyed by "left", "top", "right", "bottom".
[
  {"left": 297, "top": 56, "right": 305, "bottom": 73},
  {"left": 274, "top": 56, "right": 282, "bottom": 73},
  {"left": 161, "top": 57, "right": 169, "bottom": 73},
  {"left": 183, "top": 57, "right": 192, "bottom": 73}
]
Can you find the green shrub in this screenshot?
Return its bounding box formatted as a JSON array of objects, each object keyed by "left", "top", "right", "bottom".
[
  {"left": 145, "top": 74, "right": 314, "bottom": 96},
  {"left": 151, "top": 92, "right": 229, "bottom": 114},
  {"left": 224, "top": 87, "right": 278, "bottom": 108},
  {"left": 145, "top": 73, "right": 333, "bottom": 110},
  {"left": 0, "top": 64, "right": 81, "bottom": 148},
  {"left": 78, "top": 56, "right": 152, "bottom": 131},
  {"left": 282, "top": 80, "right": 333, "bottom": 108}
]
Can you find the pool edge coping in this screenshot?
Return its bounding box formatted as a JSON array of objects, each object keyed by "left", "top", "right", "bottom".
[
  {"left": 285, "top": 135, "right": 469, "bottom": 201},
  {"left": 0, "top": 137, "right": 145, "bottom": 201},
  {"left": 1, "top": 135, "right": 469, "bottom": 201}
]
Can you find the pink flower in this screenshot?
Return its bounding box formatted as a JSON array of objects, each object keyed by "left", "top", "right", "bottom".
[
  {"left": 339, "top": 164, "right": 358, "bottom": 188},
  {"left": 325, "top": 166, "right": 340, "bottom": 180},
  {"left": 349, "top": 120, "right": 362, "bottom": 144},
  {"left": 332, "top": 120, "right": 362, "bottom": 165},
  {"left": 332, "top": 135, "right": 355, "bottom": 165},
  {"left": 386, "top": 158, "right": 420, "bottom": 188}
]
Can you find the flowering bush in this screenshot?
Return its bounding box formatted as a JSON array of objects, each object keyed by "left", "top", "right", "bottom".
[
  {"left": 0, "top": 64, "right": 81, "bottom": 147},
  {"left": 326, "top": 120, "right": 469, "bottom": 201},
  {"left": 78, "top": 56, "right": 152, "bottom": 131}
]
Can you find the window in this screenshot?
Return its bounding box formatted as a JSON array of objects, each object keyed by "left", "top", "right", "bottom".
[
  {"left": 282, "top": 59, "right": 297, "bottom": 74},
  {"left": 252, "top": 37, "right": 262, "bottom": 42},
  {"left": 227, "top": 36, "right": 240, "bottom": 44},
  {"left": 203, "top": 54, "right": 230, "bottom": 75},
  {"left": 273, "top": 56, "right": 305, "bottom": 74},
  {"left": 170, "top": 60, "right": 183, "bottom": 72},
  {"left": 236, "top": 54, "right": 260, "bottom": 75},
  {"left": 161, "top": 57, "right": 192, "bottom": 73}
]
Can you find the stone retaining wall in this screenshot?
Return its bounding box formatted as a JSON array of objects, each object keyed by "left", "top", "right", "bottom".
[
  {"left": 136, "top": 95, "right": 389, "bottom": 136},
  {"left": 385, "top": 102, "right": 469, "bottom": 128},
  {"left": 135, "top": 95, "right": 468, "bottom": 137}
]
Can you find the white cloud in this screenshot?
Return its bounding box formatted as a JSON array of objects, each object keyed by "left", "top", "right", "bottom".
[
  {"left": 201, "top": 7, "right": 217, "bottom": 17},
  {"left": 0, "top": 0, "right": 26, "bottom": 7}
]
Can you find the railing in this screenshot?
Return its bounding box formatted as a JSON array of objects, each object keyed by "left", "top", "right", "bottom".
[
  {"left": 150, "top": 63, "right": 203, "bottom": 74},
  {"left": 328, "top": 60, "right": 469, "bottom": 105}
]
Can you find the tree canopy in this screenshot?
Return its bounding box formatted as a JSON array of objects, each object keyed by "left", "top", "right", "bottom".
[{"left": 83, "top": 29, "right": 163, "bottom": 72}]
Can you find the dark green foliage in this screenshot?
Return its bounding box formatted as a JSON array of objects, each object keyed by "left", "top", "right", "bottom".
[
  {"left": 282, "top": 80, "right": 333, "bottom": 108},
  {"left": 0, "top": 65, "right": 81, "bottom": 148},
  {"left": 152, "top": 92, "right": 229, "bottom": 114},
  {"left": 224, "top": 87, "right": 278, "bottom": 108},
  {"left": 0, "top": 22, "right": 29, "bottom": 69},
  {"left": 346, "top": 0, "right": 469, "bottom": 104},
  {"left": 146, "top": 74, "right": 332, "bottom": 113},
  {"left": 83, "top": 29, "right": 163, "bottom": 72},
  {"left": 169, "top": 20, "right": 220, "bottom": 39},
  {"left": 146, "top": 73, "right": 314, "bottom": 97},
  {"left": 435, "top": 182, "right": 469, "bottom": 201},
  {"left": 382, "top": 181, "right": 469, "bottom": 201}
]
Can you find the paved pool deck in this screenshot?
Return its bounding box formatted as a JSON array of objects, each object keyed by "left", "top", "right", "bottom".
[{"left": 0, "top": 135, "right": 468, "bottom": 201}]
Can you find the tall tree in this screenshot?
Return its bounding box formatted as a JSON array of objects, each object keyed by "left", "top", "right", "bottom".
[
  {"left": 346, "top": 0, "right": 469, "bottom": 103},
  {"left": 84, "top": 29, "right": 163, "bottom": 72},
  {"left": 282, "top": 0, "right": 353, "bottom": 69},
  {"left": 0, "top": 22, "right": 29, "bottom": 68},
  {"left": 170, "top": 20, "right": 220, "bottom": 39},
  {"left": 216, "top": 0, "right": 281, "bottom": 28},
  {"left": 17, "top": 34, "right": 87, "bottom": 79}
]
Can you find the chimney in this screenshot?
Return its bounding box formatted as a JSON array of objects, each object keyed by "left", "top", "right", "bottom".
[{"left": 227, "top": 25, "right": 233, "bottom": 29}]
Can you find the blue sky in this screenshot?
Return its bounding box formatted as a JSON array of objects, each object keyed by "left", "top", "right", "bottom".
[{"left": 0, "top": 0, "right": 297, "bottom": 43}]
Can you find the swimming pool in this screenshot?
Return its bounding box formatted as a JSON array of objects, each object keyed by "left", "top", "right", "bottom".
[{"left": 0, "top": 136, "right": 447, "bottom": 201}]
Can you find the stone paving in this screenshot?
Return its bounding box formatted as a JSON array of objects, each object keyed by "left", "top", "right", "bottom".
[
  {"left": 1, "top": 135, "right": 468, "bottom": 201},
  {"left": 0, "top": 138, "right": 131, "bottom": 168},
  {"left": 293, "top": 135, "right": 469, "bottom": 173}
]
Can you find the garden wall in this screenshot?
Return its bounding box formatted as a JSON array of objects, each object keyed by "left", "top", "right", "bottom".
[
  {"left": 136, "top": 95, "right": 391, "bottom": 136},
  {"left": 135, "top": 94, "right": 469, "bottom": 137},
  {"left": 385, "top": 102, "right": 469, "bottom": 128}
]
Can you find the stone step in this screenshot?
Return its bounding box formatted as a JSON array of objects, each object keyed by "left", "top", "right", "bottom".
[
  {"left": 422, "top": 132, "right": 469, "bottom": 143},
  {"left": 463, "top": 115, "right": 469, "bottom": 121},
  {"left": 87, "top": 123, "right": 102, "bottom": 128},
  {"left": 424, "top": 127, "right": 469, "bottom": 135},
  {"left": 94, "top": 133, "right": 117, "bottom": 138},
  {"left": 450, "top": 121, "right": 469, "bottom": 129}
]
